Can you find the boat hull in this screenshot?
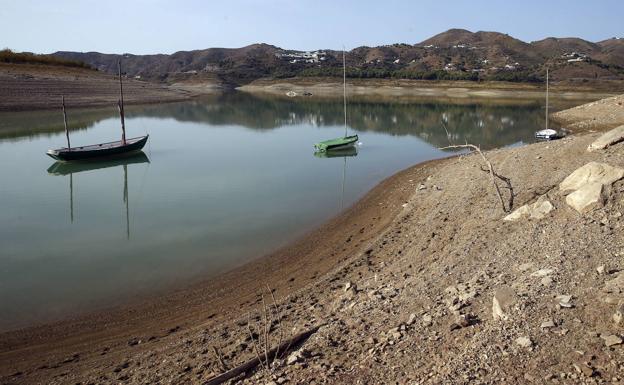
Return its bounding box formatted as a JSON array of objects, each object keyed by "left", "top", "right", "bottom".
[
  {"left": 314, "top": 135, "right": 358, "bottom": 152},
  {"left": 46, "top": 135, "right": 149, "bottom": 161}
]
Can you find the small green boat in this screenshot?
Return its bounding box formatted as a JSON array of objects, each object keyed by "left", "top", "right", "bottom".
[
  {"left": 314, "top": 134, "right": 359, "bottom": 152},
  {"left": 314, "top": 48, "right": 359, "bottom": 152}
]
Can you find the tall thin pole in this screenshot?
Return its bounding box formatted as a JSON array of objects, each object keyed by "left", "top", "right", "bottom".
[
  {"left": 69, "top": 172, "right": 74, "bottom": 223},
  {"left": 61, "top": 96, "right": 71, "bottom": 150},
  {"left": 340, "top": 156, "right": 346, "bottom": 210},
  {"left": 118, "top": 60, "right": 127, "bottom": 145},
  {"left": 123, "top": 164, "right": 130, "bottom": 240},
  {"left": 545, "top": 67, "right": 549, "bottom": 131},
  {"left": 343, "top": 48, "right": 347, "bottom": 138}
]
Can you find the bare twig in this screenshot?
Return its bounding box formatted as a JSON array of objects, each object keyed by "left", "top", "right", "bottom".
[
  {"left": 261, "top": 294, "right": 270, "bottom": 368},
  {"left": 479, "top": 165, "right": 514, "bottom": 211},
  {"left": 204, "top": 325, "right": 322, "bottom": 385},
  {"left": 212, "top": 345, "right": 228, "bottom": 372},
  {"left": 267, "top": 285, "right": 284, "bottom": 363},
  {"left": 246, "top": 312, "right": 268, "bottom": 372},
  {"left": 439, "top": 143, "right": 511, "bottom": 213}
]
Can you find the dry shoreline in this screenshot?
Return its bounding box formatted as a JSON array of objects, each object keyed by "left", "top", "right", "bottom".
[
  {"left": 0, "top": 153, "right": 437, "bottom": 380},
  {"left": 2, "top": 77, "right": 624, "bottom": 383},
  {"left": 238, "top": 77, "right": 621, "bottom": 102}
]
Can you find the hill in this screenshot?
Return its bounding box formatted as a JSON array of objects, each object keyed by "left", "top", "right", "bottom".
[{"left": 50, "top": 29, "right": 624, "bottom": 86}]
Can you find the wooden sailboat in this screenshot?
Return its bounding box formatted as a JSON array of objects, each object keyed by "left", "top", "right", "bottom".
[
  {"left": 46, "top": 61, "right": 149, "bottom": 161},
  {"left": 314, "top": 49, "right": 358, "bottom": 152}
]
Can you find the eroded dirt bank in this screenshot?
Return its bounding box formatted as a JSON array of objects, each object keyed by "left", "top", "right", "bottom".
[
  {"left": 2, "top": 96, "right": 624, "bottom": 385},
  {"left": 0, "top": 63, "right": 194, "bottom": 111}
]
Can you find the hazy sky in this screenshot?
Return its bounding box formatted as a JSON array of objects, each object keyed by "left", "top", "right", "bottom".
[{"left": 2, "top": 0, "right": 622, "bottom": 55}]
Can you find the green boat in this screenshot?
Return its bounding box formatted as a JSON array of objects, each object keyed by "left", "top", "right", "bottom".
[
  {"left": 314, "top": 145, "right": 358, "bottom": 158},
  {"left": 314, "top": 134, "right": 359, "bottom": 152},
  {"left": 314, "top": 48, "right": 359, "bottom": 152}
]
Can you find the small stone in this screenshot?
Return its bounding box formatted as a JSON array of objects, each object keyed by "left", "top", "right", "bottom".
[
  {"left": 492, "top": 287, "right": 517, "bottom": 321},
  {"left": 597, "top": 265, "right": 606, "bottom": 274},
  {"left": 557, "top": 295, "right": 574, "bottom": 308},
  {"left": 531, "top": 268, "right": 554, "bottom": 277},
  {"left": 422, "top": 313, "right": 433, "bottom": 326},
  {"left": 601, "top": 334, "right": 623, "bottom": 347},
  {"left": 573, "top": 363, "right": 595, "bottom": 377},
  {"left": 541, "top": 320, "right": 556, "bottom": 329},
  {"left": 276, "top": 377, "right": 287, "bottom": 384},
  {"left": 541, "top": 277, "right": 554, "bottom": 286},
  {"left": 407, "top": 313, "right": 417, "bottom": 325},
  {"left": 515, "top": 336, "right": 533, "bottom": 348},
  {"left": 418, "top": 184, "right": 426, "bottom": 190},
  {"left": 344, "top": 281, "right": 354, "bottom": 292}
]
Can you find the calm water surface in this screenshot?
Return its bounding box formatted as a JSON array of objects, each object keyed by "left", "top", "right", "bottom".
[{"left": 0, "top": 93, "right": 573, "bottom": 331}]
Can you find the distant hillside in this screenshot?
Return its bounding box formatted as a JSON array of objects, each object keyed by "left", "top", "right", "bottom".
[
  {"left": 0, "top": 49, "right": 92, "bottom": 69},
  {"left": 51, "top": 30, "right": 624, "bottom": 86}
]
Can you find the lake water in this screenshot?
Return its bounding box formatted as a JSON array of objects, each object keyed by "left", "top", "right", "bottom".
[{"left": 0, "top": 93, "right": 574, "bottom": 331}]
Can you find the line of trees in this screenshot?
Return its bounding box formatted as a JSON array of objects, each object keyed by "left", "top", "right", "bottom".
[{"left": 0, "top": 49, "right": 92, "bottom": 69}]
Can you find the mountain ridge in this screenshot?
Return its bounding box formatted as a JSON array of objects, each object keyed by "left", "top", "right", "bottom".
[{"left": 50, "top": 29, "right": 624, "bottom": 85}]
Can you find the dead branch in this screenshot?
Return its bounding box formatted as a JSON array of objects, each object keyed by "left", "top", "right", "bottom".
[
  {"left": 479, "top": 165, "right": 514, "bottom": 211},
  {"left": 246, "top": 313, "right": 268, "bottom": 372},
  {"left": 267, "top": 285, "right": 284, "bottom": 363},
  {"left": 204, "top": 325, "right": 322, "bottom": 385},
  {"left": 211, "top": 345, "right": 228, "bottom": 372},
  {"left": 439, "top": 143, "right": 511, "bottom": 213}
]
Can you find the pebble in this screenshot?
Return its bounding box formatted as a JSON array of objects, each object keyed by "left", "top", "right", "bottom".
[
  {"left": 541, "top": 320, "right": 556, "bottom": 329},
  {"left": 515, "top": 336, "right": 533, "bottom": 348},
  {"left": 601, "top": 334, "right": 623, "bottom": 347}
]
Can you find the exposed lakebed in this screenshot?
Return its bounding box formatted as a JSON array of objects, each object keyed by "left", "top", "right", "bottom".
[{"left": 0, "top": 93, "right": 578, "bottom": 331}]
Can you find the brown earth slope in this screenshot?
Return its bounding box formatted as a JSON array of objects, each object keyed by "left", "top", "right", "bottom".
[
  {"left": 1, "top": 96, "right": 624, "bottom": 384},
  {"left": 0, "top": 63, "right": 194, "bottom": 111}
]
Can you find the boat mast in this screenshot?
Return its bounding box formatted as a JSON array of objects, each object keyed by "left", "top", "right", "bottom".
[
  {"left": 123, "top": 164, "right": 130, "bottom": 239},
  {"left": 61, "top": 95, "right": 71, "bottom": 150},
  {"left": 118, "top": 60, "right": 127, "bottom": 145},
  {"left": 343, "top": 48, "right": 347, "bottom": 138},
  {"left": 545, "top": 67, "right": 549, "bottom": 131}
]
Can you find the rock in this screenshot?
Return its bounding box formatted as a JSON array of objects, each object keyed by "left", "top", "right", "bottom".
[
  {"left": 504, "top": 205, "right": 530, "bottom": 221},
  {"left": 601, "top": 334, "right": 623, "bottom": 347},
  {"left": 503, "top": 195, "right": 554, "bottom": 221},
  {"left": 588, "top": 125, "right": 624, "bottom": 151},
  {"left": 604, "top": 273, "right": 624, "bottom": 295},
  {"left": 492, "top": 287, "right": 517, "bottom": 321},
  {"left": 597, "top": 265, "right": 606, "bottom": 275},
  {"left": 344, "top": 281, "right": 355, "bottom": 292},
  {"left": 422, "top": 313, "right": 433, "bottom": 326},
  {"left": 418, "top": 184, "right": 427, "bottom": 190},
  {"left": 541, "top": 277, "right": 554, "bottom": 286},
  {"left": 515, "top": 336, "right": 533, "bottom": 348},
  {"left": 565, "top": 182, "right": 606, "bottom": 213},
  {"left": 559, "top": 162, "right": 624, "bottom": 193},
  {"left": 407, "top": 313, "right": 417, "bottom": 325},
  {"left": 541, "top": 320, "right": 556, "bottom": 329},
  {"left": 573, "top": 363, "right": 595, "bottom": 377},
  {"left": 531, "top": 268, "right": 554, "bottom": 277},
  {"left": 558, "top": 295, "right": 574, "bottom": 308},
  {"left": 286, "top": 349, "right": 309, "bottom": 365}
]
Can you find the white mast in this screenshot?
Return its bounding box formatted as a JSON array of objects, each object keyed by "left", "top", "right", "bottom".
[
  {"left": 545, "top": 67, "right": 549, "bottom": 130},
  {"left": 343, "top": 48, "right": 347, "bottom": 138}
]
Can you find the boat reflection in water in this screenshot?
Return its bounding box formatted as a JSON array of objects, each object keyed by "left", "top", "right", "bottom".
[
  {"left": 46, "top": 151, "right": 150, "bottom": 238},
  {"left": 314, "top": 145, "right": 358, "bottom": 210}
]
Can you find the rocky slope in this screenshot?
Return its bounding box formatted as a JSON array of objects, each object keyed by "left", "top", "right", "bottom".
[{"left": 50, "top": 30, "right": 624, "bottom": 85}]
